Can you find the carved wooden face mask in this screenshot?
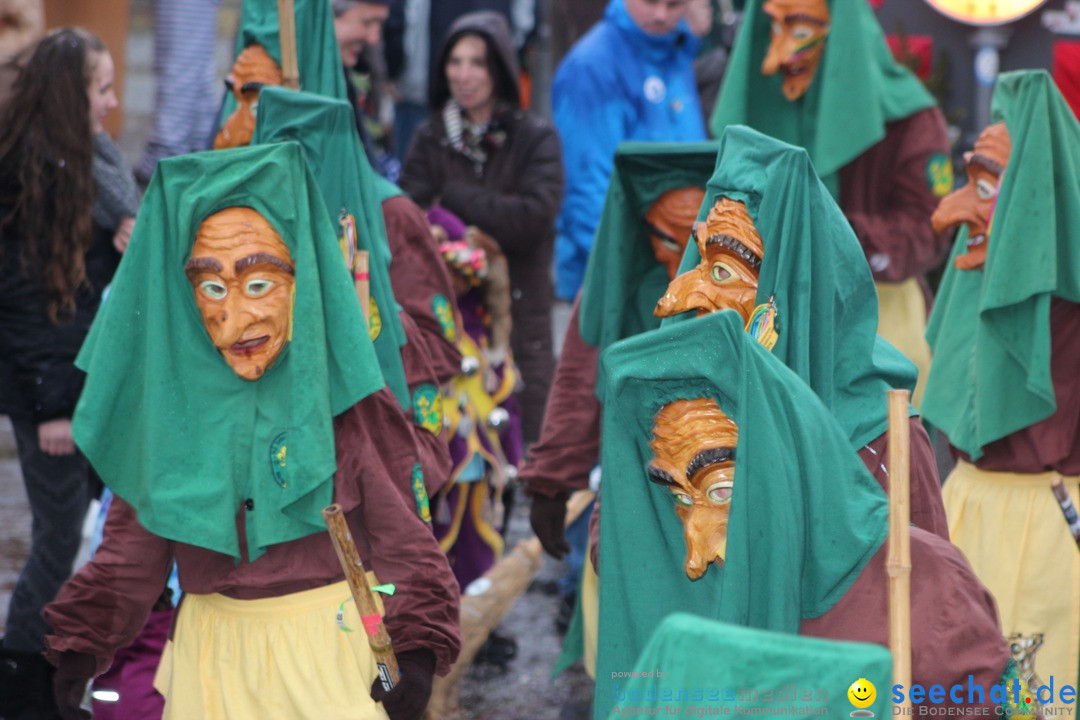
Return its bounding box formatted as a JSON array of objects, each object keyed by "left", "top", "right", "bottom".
[
  {"left": 654, "top": 197, "right": 763, "bottom": 323},
  {"left": 214, "top": 45, "right": 283, "bottom": 150},
  {"left": 647, "top": 397, "right": 738, "bottom": 581},
  {"left": 644, "top": 186, "right": 707, "bottom": 281},
  {"left": 761, "top": 0, "right": 830, "bottom": 102},
  {"left": 186, "top": 207, "right": 295, "bottom": 380},
  {"left": 930, "top": 123, "right": 1011, "bottom": 272}
]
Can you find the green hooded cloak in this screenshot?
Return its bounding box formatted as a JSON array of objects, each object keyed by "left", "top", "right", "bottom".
[
  {"left": 252, "top": 86, "right": 409, "bottom": 409},
  {"left": 594, "top": 310, "right": 889, "bottom": 720},
  {"left": 662, "top": 125, "right": 915, "bottom": 449},
  {"left": 577, "top": 141, "right": 720, "bottom": 353},
  {"left": 710, "top": 0, "right": 935, "bottom": 197},
  {"left": 922, "top": 70, "right": 1080, "bottom": 458},
  {"left": 73, "top": 142, "right": 384, "bottom": 561},
  {"left": 218, "top": 0, "right": 346, "bottom": 125},
  {"left": 613, "top": 614, "right": 891, "bottom": 718}
]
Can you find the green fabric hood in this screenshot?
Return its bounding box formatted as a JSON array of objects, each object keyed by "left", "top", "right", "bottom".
[
  {"left": 611, "top": 614, "right": 891, "bottom": 718},
  {"left": 662, "top": 125, "right": 915, "bottom": 449},
  {"left": 922, "top": 70, "right": 1080, "bottom": 457},
  {"left": 219, "top": 0, "right": 346, "bottom": 125},
  {"left": 578, "top": 141, "right": 720, "bottom": 353},
  {"left": 253, "top": 86, "right": 409, "bottom": 409},
  {"left": 73, "top": 142, "right": 384, "bottom": 560},
  {"left": 595, "top": 310, "right": 888, "bottom": 720},
  {"left": 709, "top": 0, "right": 935, "bottom": 196}
]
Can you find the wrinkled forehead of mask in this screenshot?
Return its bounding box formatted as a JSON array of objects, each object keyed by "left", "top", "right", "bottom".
[
  {"left": 229, "top": 44, "right": 283, "bottom": 88},
  {"left": 194, "top": 206, "right": 287, "bottom": 252},
  {"left": 698, "top": 197, "right": 765, "bottom": 261},
  {"left": 969, "top": 122, "right": 1012, "bottom": 174},
  {"left": 646, "top": 186, "right": 708, "bottom": 231},
  {"left": 651, "top": 397, "right": 738, "bottom": 458}
]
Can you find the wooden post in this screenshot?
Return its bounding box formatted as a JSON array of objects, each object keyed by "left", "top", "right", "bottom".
[
  {"left": 887, "top": 389, "right": 912, "bottom": 713},
  {"left": 276, "top": 0, "right": 300, "bottom": 89},
  {"left": 322, "top": 503, "right": 399, "bottom": 690}
]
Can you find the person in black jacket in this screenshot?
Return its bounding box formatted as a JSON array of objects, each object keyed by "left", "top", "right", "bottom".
[
  {"left": 400, "top": 11, "right": 563, "bottom": 446},
  {"left": 0, "top": 27, "right": 123, "bottom": 719}
]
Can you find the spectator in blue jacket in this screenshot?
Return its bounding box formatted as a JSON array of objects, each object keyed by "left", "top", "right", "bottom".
[{"left": 552, "top": 0, "right": 706, "bottom": 301}]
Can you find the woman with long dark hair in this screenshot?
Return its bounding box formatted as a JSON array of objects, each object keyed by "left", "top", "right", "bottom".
[{"left": 0, "top": 27, "right": 124, "bottom": 717}]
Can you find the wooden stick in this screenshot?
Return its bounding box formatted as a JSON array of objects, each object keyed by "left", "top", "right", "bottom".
[
  {"left": 353, "top": 250, "right": 370, "bottom": 326},
  {"left": 276, "top": 0, "right": 300, "bottom": 89},
  {"left": 323, "top": 503, "right": 399, "bottom": 690},
  {"left": 886, "top": 389, "right": 912, "bottom": 712}
]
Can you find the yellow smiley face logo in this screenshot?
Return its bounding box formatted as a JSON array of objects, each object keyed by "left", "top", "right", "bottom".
[{"left": 848, "top": 678, "right": 876, "bottom": 709}]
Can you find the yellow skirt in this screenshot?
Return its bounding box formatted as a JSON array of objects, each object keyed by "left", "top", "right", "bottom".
[
  {"left": 154, "top": 580, "right": 390, "bottom": 720},
  {"left": 943, "top": 461, "right": 1080, "bottom": 710},
  {"left": 875, "top": 279, "right": 932, "bottom": 409}
]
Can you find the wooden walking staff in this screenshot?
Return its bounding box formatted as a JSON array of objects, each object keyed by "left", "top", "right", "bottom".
[
  {"left": 886, "top": 389, "right": 912, "bottom": 714},
  {"left": 276, "top": 0, "right": 300, "bottom": 89},
  {"left": 323, "top": 504, "right": 400, "bottom": 691},
  {"left": 354, "top": 250, "right": 371, "bottom": 326}
]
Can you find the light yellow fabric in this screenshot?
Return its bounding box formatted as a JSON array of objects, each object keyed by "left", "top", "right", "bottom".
[
  {"left": 943, "top": 461, "right": 1080, "bottom": 711},
  {"left": 154, "top": 580, "right": 390, "bottom": 720},
  {"left": 875, "top": 278, "right": 932, "bottom": 408},
  {"left": 581, "top": 558, "right": 599, "bottom": 680}
]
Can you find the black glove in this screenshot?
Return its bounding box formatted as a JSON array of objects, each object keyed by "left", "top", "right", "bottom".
[
  {"left": 370, "top": 648, "right": 436, "bottom": 720},
  {"left": 53, "top": 651, "right": 95, "bottom": 720},
  {"left": 530, "top": 492, "right": 570, "bottom": 559}
]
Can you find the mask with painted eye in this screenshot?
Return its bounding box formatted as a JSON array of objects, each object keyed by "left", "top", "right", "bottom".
[
  {"left": 644, "top": 186, "right": 707, "bottom": 281},
  {"left": 647, "top": 397, "right": 739, "bottom": 580},
  {"left": 760, "top": 0, "right": 831, "bottom": 102},
  {"left": 655, "top": 197, "right": 763, "bottom": 324},
  {"left": 214, "top": 45, "right": 283, "bottom": 150}
]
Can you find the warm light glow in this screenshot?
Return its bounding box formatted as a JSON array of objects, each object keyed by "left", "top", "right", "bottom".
[{"left": 923, "top": 0, "right": 1047, "bottom": 25}]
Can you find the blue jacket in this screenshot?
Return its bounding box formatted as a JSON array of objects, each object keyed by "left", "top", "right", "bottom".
[{"left": 552, "top": 0, "right": 705, "bottom": 300}]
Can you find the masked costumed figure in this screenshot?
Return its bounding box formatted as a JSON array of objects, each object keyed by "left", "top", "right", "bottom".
[
  {"left": 656, "top": 125, "right": 948, "bottom": 540},
  {"left": 710, "top": 0, "right": 952, "bottom": 407},
  {"left": 594, "top": 309, "right": 1014, "bottom": 720},
  {"left": 921, "top": 70, "right": 1080, "bottom": 703},
  {"left": 217, "top": 0, "right": 463, "bottom": 385},
  {"left": 41, "top": 144, "right": 461, "bottom": 720},
  {"left": 251, "top": 86, "right": 452, "bottom": 501},
  {"left": 424, "top": 206, "right": 523, "bottom": 591}
]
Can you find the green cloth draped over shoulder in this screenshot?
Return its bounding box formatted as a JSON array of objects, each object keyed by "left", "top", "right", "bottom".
[
  {"left": 661, "top": 126, "right": 915, "bottom": 449},
  {"left": 709, "top": 0, "right": 935, "bottom": 197},
  {"left": 578, "top": 141, "right": 720, "bottom": 352},
  {"left": 73, "top": 143, "right": 385, "bottom": 561},
  {"left": 614, "top": 614, "right": 891, "bottom": 718},
  {"left": 922, "top": 70, "right": 1080, "bottom": 458},
  {"left": 253, "top": 86, "right": 409, "bottom": 409},
  {"left": 218, "top": 0, "right": 346, "bottom": 125},
  {"left": 594, "top": 310, "right": 888, "bottom": 720}
]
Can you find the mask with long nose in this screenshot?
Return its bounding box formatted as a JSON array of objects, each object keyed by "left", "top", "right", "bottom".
[
  {"left": 644, "top": 186, "right": 707, "bottom": 281},
  {"left": 647, "top": 397, "right": 737, "bottom": 581},
  {"left": 214, "top": 45, "right": 283, "bottom": 150},
  {"left": 761, "top": 0, "right": 830, "bottom": 102},
  {"left": 930, "top": 123, "right": 1011, "bottom": 272},
  {"left": 185, "top": 207, "right": 295, "bottom": 380},
  {"left": 654, "top": 197, "right": 763, "bottom": 324}
]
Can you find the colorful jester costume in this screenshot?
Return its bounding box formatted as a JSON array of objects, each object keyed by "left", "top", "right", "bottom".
[
  {"left": 922, "top": 70, "right": 1080, "bottom": 702},
  {"left": 710, "top": 0, "right": 951, "bottom": 406},
  {"left": 595, "top": 310, "right": 1009, "bottom": 720},
  {"left": 426, "top": 207, "right": 523, "bottom": 590}
]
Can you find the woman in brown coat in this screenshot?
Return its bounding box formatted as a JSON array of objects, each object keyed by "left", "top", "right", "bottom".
[{"left": 400, "top": 11, "right": 563, "bottom": 445}]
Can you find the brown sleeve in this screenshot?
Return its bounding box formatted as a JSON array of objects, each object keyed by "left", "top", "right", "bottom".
[
  {"left": 858, "top": 416, "right": 948, "bottom": 540},
  {"left": 333, "top": 393, "right": 462, "bottom": 675},
  {"left": 398, "top": 310, "right": 453, "bottom": 496},
  {"left": 382, "top": 195, "right": 463, "bottom": 384},
  {"left": 802, "top": 530, "right": 1008, "bottom": 715},
  {"left": 520, "top": 298, "right": 601, "bottom": 498},
  {"left": 840, "top": 106, "right": 953, "bottom": 283},
  {"left": 43, "top": 497, "right": 173, "bottom": 675}
]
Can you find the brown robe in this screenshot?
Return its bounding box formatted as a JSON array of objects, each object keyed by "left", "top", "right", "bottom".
[{"left": 43, "top": 388, "right": 462, "bottom": 677}]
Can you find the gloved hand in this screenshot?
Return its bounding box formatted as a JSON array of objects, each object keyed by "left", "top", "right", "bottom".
[
  {"left": 53, "top": 650, "right": 95, "bottom": 720},
  {"left": 370, "top": 648, "right": 436, "bottom": 720},
  {"left": 530, "top": 492, "right": 570, "bottom": 559}
]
